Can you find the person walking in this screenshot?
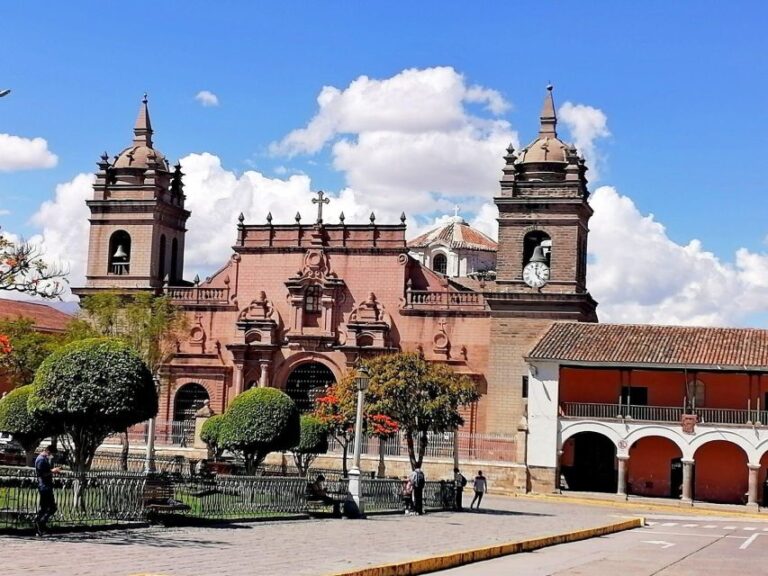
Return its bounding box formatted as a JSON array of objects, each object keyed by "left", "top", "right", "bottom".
[
  {"left": 34, "top": 445, "right": 61, "bottom": 536},
  {"left": 409, "top": 466, "right": 426, "bottom": 515},
  {"left": 470, "top": 470, "right": 487, "bottom": 510},
  {"left": 453, "top": 467, "right": 467, "bottom": 511}
]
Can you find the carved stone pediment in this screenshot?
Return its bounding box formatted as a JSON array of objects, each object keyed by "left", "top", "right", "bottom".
[
  {"left": 237, "top": 291, "right": 281, "bottom": 347},
  {"left": 346, "top": 292, "right": 391, "bottom": 348}
]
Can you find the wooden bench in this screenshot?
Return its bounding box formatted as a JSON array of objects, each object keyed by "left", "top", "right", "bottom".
[
  {"left": 305, "top": 482, "right": 345, "bottom": 518},
  {"left": 142, "top": 476, "right": 191, "bottom": 521}
]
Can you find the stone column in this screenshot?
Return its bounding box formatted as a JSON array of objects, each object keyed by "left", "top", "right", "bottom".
[
  {"left": 747, "top": 463, "right": 760, "bottom": 509},
  {"left": 616, "top": 456, "right": 629, "bottom": 499},
  {"left": 681, "top": 459, "right": 695, "bottom": 505},
  {"left": 259, "top": 360, "right": 271, "bottom": 387},
  {"left": 233, "top": 365, "right": 244, "bottom": 397}
]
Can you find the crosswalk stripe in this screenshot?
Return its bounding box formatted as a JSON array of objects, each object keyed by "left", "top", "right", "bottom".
[
  {"left": 661, "top": 522, "right": 678, "bottom": 527},
  {"left": 762, "top": 528, "right": 768, "bottom": 532},
  {"left": 682, "top": 524, "right": 698, "bottom": 527},
  {"left": 646, "top": 521, "right": 657, "bottom": 526},
  {"left": 743, "top": 527, "right": 757, "bottom": 531},
  {"left": 703, "top": 525, "right": 717, "bottom": 528},
  {"left": 724, "top": 526, "right": 737, "bottom": 530}
]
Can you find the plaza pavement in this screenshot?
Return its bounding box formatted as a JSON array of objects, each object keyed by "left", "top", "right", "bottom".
[{"left": 3, "top": 495, "right": 644, "bottom": 576}]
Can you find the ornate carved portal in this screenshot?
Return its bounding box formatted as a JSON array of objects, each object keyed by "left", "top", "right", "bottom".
[{"left": 284, "top": 246, "right": 345, "bottom": 348}]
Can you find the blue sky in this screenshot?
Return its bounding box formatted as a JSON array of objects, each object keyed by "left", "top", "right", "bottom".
[{"left": 1, "top": 2, "right": 767, "bottom": 326}]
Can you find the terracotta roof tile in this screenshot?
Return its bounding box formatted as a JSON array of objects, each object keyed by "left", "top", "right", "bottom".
[
  {"left": 528, "top": 322, "right": 768, "bottom": 370},
  {"left": 408, "top": 219, "right": 497, "bottom": 252},
  {"left": 0, "top": 298, "right": 73, "bottom": 333}
]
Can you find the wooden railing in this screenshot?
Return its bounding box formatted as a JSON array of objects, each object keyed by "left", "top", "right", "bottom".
[
  {"left": 562, "top": 402, "right": 767, "bottom": 426},
  {"left": 166, "top": 286, "right": 230, "bottom": 305},
  {"left": 404, "top": 290, "right": 487, "bottom": 310}
]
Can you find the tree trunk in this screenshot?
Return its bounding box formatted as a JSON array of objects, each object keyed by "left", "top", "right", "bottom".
[
  {"left": 341, "top": 440, "right": 349, "bottom": 477},
  {"left": 25, "top": 449, "right": 36, "bottom": 468},
  {"left": 377, "top": 437, "right": 386, "bottom": 478},
  {"left": 406, "top": 430, "right": 417, "bottom": 470}
]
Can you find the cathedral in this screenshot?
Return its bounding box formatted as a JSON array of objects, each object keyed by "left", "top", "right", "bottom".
[{"left": 80, "top": 88, "right": 768, "bottom": 504}]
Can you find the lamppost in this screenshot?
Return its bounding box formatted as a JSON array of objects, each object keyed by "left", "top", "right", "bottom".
[
  {"left": 348, "top": 364, "right": 370, "bottom": 516},
  {"left": 144, "top": 373, "right": 160, "bottom": 474}
]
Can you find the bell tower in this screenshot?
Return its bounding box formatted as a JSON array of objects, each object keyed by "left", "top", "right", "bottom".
[
  {"left": 484, "top": 86, "right": 597, "bottom": 461},
  {"left": 76, "top": 95, "right": 190, "bottom": 295}
]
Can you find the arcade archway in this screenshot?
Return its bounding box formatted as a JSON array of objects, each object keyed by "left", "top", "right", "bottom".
[
  {"left": 694, "top": 440, "right": 748, "bottom": 504},
  {"left": 561, "top": 431, "right": 617, "bottom": 493},
  {"left": 627, "top": 436, "right": 683, "bottom": 498}
]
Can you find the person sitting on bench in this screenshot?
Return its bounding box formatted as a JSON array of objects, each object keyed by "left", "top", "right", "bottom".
[{"left": 308, "top": 474, "right": 336, "bottom": 506}]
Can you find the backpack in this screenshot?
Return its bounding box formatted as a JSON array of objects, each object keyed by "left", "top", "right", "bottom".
[
  {"left": 414, "top": 469, "right": 425, "bottom": 489},
  {"left": 459, "top": 474, "right": 467, "bottom": 488}
]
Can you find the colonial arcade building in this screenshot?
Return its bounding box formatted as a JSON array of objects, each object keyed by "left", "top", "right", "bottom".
[{"left": 75, "top": 89, "right": 768, "bottom": 505}]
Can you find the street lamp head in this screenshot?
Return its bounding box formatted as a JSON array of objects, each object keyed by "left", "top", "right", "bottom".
[
  {"left": 355, "top": 365, "right": 370, "bottom": 392},
  {"left": 0, "top": 89, "right": 11, "bottom": 98}
]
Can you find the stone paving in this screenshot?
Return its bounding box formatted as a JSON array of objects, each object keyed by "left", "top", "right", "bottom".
[{"left": 2, "top": 496, "right": 641, "bottom": 576}]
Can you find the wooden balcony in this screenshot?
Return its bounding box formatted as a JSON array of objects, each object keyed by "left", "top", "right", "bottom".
[{"left": 562, "top": 402, "right": 768, "bottom": 426}]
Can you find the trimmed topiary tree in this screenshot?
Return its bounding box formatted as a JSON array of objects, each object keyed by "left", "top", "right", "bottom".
[
  {"left": 200, "top": 413, "right": 226, "bottom": 461},
  {"left": 29, "top": 338, "right": 158, "bottom": 473},
  {"left": 218, "top": 387, "right": 300, "bottom": 474},
  {"left": 292, "top": 414, "right": 329, "bottom": 477},
  {"left": 0, "top": 384, "right": 59, "bottom": 466}
]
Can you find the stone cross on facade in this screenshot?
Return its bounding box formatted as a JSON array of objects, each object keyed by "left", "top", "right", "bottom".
[{"left": 312, "top": 190, "right": 330, "bottom": 224}]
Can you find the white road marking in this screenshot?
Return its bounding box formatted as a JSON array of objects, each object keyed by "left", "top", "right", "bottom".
[
  {"left": 661, "top": 522, "right": 678, "bottom": 526},
  {"left": 682, "top": 524, "right": 698, "bottom": 527},
  {"left": 742, "top": 527, "right": 757, "bottom": 531},
  {"left": 642, "top": 540, "right": 675, "bottom": 549},
  {"left": 646, "top": 521, "right": 657, "bottom": 526},
  {"left": 703, "top": 525, "right": 717, "bottom": 528},
  {"left": 724, "top": 526, "right": 737, "bottom": 530},
  {"left": 652, "top": 530, "right": 726, "bottom": 537},
  {"left": 763, "top": 527, "right": 768, "bottom": 532},
  {"left": 740, "top": 533, "right": 760, "bottom": 549}
]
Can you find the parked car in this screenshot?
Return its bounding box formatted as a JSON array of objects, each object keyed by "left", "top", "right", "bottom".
[{"left": 0, "top": 435, "right": 26, "bottom": 466}]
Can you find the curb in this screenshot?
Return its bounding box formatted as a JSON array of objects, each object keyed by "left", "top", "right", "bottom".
[
  {"left": 326, "top": 517, "right": 643, "bottom": 576},
  {"left": 521, "top": 492, "right": 768, "bottom": 520}
]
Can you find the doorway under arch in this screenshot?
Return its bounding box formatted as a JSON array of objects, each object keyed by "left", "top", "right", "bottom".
[
  {"left": 627, "top": 436, "right": 683, "bottom": 498},
  {"left": 285, "top": 362, "right": 336, "bottom": 412},
  {"left": 694, "top": 440, "right": 748, "bottom": 504},
  {"left": 561, "top": 432, "right": 617, "bottom": 493},
  {"left": 173, "top": 383, "right": 210, "bottom": 422}
]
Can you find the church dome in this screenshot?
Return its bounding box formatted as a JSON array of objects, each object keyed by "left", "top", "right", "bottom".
[
  {"left": 516, "top": 85, "right": 570, "bottom": 165},
  {"left": 113, "top": 94, "right": 169, "bottom": 171}
]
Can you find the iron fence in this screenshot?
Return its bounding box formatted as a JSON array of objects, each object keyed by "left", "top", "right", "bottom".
[
  {"left": 327, "top": 430, "right": 517, "bottom": 463},
  {"left": 360, "top": 478, "right": 454, "bottom": 513},
  {"left": 103, "top": 420, "right": 196, "bottom": 448}
]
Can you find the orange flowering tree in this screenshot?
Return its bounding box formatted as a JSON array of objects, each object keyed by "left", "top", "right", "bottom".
[
  {"left": 313, "top": 377, "right": 357, "bottom": 477},
  {"left": 0, "top": 231, "right": 67, "bottom": 298},
  {"left": 0, "top": 334, "right": 11, "bottom": 355}
]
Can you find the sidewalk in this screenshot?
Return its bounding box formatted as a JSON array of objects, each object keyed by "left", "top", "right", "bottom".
[{"left": 4, "top": 495, "right": 643, "bottom": 576}]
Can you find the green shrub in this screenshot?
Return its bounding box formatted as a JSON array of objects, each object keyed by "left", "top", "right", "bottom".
[
  {"left": 29, "top": 337, "right": 157, "bottom": 472},
  {"left": 219, "top": 387, "right": 300, "bottom": 473},
  {"left": 292, "top": 414, "right": 329, "bottom": 476},
  {"left": 0, "top": 384, "right": 59, "bottom": 465}
]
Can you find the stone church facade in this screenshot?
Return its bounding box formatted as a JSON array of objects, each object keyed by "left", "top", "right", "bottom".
[{"left": 75, "top": 87, "right": 599, "bottom": 489}]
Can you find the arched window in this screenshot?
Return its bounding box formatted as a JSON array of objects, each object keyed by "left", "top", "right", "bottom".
[
  {"left": 170, "top": 238, "right": 179, "bottom": 283},
  {"left": 304, "top": 285, "right": 322, "bottom": 314},
  {"left": 158, "top": 234, "right": 166, "bottom": 281},
  {"left": 433, "top": 253, "right": 447, "bottom": 275},
  {"left": 286, "top": 362, "right": 336, "bottom": 412},
  {"left": 108, "top": 230, "right": 131, "bottom": 275},
  {"left": 523, "top": 231, "right": 551, "bottom": 267},
  {"left": 173, "top": 383, "right": 210, "bottom": 421}
]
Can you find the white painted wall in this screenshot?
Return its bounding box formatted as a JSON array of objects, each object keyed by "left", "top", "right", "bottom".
[{"left": 527, "top": 361, "right": 560, "bottom": 468}]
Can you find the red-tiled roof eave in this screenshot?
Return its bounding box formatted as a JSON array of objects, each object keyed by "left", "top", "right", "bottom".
[
  {"left": 527, "top": 321, "right": 768, "bottom": 370},
  {"left": 523, "top": 356, "right": 768, "bottom": 373}
]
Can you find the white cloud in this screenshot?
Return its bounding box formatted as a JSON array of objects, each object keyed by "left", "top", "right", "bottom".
[
  {"left": 0, "top": 133, "right": 58, "bottom": 171},
  {"left": 588, "top": 186, "right": 768, "bottom": 326},
  {"left": 28, "top": 173, "right": 93, "bottom": 299},
  {"left": 195, "top": 90, "right": 220, "bottom": 107},
  {"left": 558, "top": 102, "right": 610, "bottom": 181},
  {"left": 270, "top": 67, "right": 516, "bottom": 218}
]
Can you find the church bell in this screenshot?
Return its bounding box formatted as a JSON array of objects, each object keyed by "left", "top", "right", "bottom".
[
  {"left": 113, "top": 244, "right": 128, "bottom": 259},
  {"left": 529, "top": 245, "right": 547, "bottom": 263}
]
